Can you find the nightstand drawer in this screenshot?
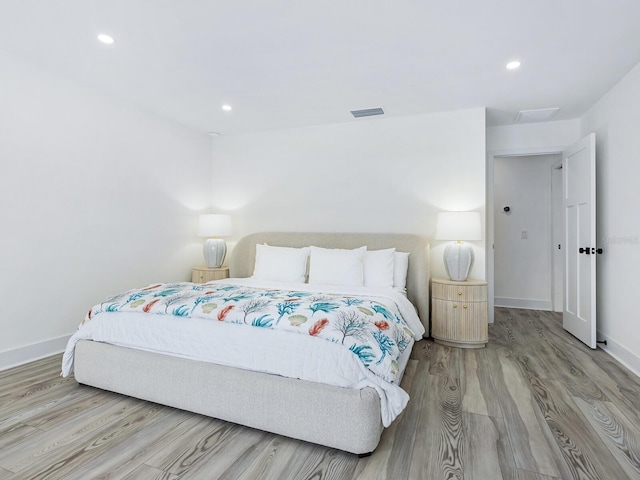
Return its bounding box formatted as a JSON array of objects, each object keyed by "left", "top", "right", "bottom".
[
  {"left": 432, "top": 281, "right": 487, "bottom": 302},
  {"left": 192, "top": 266, "right": 229, "bottom": 283}
]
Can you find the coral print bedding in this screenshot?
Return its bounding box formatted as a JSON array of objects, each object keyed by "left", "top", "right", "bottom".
[
  {"left": 75, "top": 281, "right": 416, "bottom": 381},
  {"left": 62, "top": 278, "right": 424, "bottom": 426}
]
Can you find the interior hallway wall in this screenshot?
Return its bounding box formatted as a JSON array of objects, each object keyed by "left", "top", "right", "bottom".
[{"left": 493, "top": 154, "right": 561, "bottom": 310}]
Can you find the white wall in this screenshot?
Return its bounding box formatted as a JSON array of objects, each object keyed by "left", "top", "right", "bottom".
[
  {"left": 212, "top": 108, "right": 487, "bottom": 280},
  {"left": 486, "top": 119, "right": 581, "bottom": 152},
  {"left": 493, "top": 154, "right": 560, "bottom": 310},
  {"left": 581, "top": 61, "right": 640, "bottom": 375},
  {"left": 0, "top": 52, "right": 212, "bottom": 369}
]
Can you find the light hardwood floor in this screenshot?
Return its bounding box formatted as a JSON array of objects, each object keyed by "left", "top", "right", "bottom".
[{"left": 1, "top": 308, "right": 640, "bottom": 479}]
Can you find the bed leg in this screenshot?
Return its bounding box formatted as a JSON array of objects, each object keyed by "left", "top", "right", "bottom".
[{"left": 357, "top": 451, "right": 373, "bottom": 458}]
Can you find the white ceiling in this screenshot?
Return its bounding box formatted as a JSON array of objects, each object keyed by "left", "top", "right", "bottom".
[{"left": 2, "top": 1, "right": 640, "bottom": 136}]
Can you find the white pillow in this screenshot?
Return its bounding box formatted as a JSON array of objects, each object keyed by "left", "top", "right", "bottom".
[
  {"left": 363, "top": 248, "right": 396, "bottom": 288},
  {"left": 308, "top": 246, "right": 367, "bottom": 286},
  {"left": 252, "top": 244, "right": 310, "bottom": 283},
  {"left": 393, "top": 251, "right": 410, "bottom": 290}
]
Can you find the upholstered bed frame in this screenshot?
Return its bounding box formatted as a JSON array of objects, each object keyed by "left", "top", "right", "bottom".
[{"left": 73, "top": 232, "right": 430, "bottom": 454}]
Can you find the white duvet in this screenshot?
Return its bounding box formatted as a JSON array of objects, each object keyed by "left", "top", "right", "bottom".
[{"left": 62, "top": 278, "right": 425, "bottom": 426}]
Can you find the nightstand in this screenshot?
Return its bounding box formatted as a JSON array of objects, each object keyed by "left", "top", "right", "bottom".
[
  {"left": 191, "top": 266, "right": 230, "bottom": 283},
  {"left": 431, "top": 277, "right": 488, "bottom": 348}
]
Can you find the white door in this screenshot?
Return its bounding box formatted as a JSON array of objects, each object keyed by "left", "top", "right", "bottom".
[{"left": 563, "top": 133, "right": 597, "bottom": 348}]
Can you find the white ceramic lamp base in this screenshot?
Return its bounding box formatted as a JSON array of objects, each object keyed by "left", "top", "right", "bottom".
[
  {"left": 443, "top": 241, "right": 474, "bottom": 281},
  {"left": 203, "top": 238, "right": 227, "bottom": 268}
]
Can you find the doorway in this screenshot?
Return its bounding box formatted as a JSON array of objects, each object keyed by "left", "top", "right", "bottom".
[
  {"left": 493, "top": 153, "right": 562, "bottom": 311},
  {"left": 486, "top": 147, "right": 564, "bottom": 323}
]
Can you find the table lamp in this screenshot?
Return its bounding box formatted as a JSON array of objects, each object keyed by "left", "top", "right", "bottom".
[
  {"left": 435, "top": 211, "right": 481, "bottom": 281},
  {"left": 198, "top": 214, "right": 231, "bottom": 268}
]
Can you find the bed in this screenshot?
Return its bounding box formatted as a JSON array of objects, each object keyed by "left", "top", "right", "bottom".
[{"left": 62, "top": 232, "right": 430, "bottom": 455}]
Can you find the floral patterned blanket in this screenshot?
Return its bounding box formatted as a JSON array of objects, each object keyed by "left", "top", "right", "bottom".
[{"left": 83, "top": 281, "right": 416, "bottom": 383}]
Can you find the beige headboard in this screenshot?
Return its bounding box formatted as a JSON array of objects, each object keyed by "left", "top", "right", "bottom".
[{"left": 229, "top": 232, "right": 430, "bottom": 335}]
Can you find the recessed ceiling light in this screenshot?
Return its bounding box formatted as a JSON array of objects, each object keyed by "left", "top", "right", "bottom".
[
  {"left": 222, "top": 105, "right": 232, "bottom": 111},
  {"left": 506, "top": 60, "right": 521, "bottom": 70},
  {"left": 97, "top": 34, "right": 115, "bottom": 45}
]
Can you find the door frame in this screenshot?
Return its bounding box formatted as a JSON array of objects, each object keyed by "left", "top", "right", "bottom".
[
  {"left": 486, "top": 145, "right": 566, "bottom": 323},
  {"left": 551, "top": 159, "right": 564, "bottom": 312}
]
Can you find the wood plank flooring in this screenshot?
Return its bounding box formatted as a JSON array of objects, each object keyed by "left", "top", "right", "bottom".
[{"left": 1, "top": 307, "right": 639, "bottom": 479}]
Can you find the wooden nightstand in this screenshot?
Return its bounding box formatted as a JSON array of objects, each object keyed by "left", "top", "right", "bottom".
[
  {"left": 431, "top": 277, "right": 488, "bottom": 348},
  {"left": 191, "top": 266, "right": 229, "bottom": 283}
]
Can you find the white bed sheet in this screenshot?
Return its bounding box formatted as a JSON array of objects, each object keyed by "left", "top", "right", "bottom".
[{"left": 62, "top": 278, "right": 424, "bottom": 427}]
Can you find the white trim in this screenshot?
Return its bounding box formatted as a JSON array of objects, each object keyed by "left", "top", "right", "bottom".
[
  {"left": 486, "top": 151, "right": 495, "bottom": 323},
  {"left": 491, "top": 146, "right": 566, "bottom": 158},
  {"left": 0, "top": 335, "right": 71, "bottom": 372},
  {"left": 597, "top": 331, "right": 640, "bottom": 378},
  {"left": 494, "top": 297, "right": 553, "bottom": 311},
  {"left": 550, "top": 159, "right": 564, "bottom": 312}
]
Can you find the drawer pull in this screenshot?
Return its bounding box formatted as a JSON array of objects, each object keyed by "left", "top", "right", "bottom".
[
  {"left": 463, "top": 305, "right": 468, "bottom": 309},
  {"left": 453, "top": 304, "right": 457, "bottom": 308},
  {"left": 458, "top": 292, "right": 463, "bottom": 296}
]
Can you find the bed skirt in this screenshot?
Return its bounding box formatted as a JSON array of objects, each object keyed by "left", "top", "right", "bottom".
[{"left": 74, "top": 340, "right": 384, "bottom": 454}]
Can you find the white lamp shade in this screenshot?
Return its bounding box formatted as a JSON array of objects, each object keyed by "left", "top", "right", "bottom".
[
  {"left": 198, "top": 214, "right": 231, "bottom": 237},
  {"left": 435, "top": 211, "right": 482, "bottom": 241}
]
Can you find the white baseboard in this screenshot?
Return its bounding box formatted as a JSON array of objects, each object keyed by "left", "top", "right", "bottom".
[
  {"left": 494, "top": 297, "right": 553, "bottom": 311},
  {"left": 0, "top": 335, "right": 71, "bottom": 372},
  {"left": 596, "top": 331, "right": 640, "bottom": 378}
]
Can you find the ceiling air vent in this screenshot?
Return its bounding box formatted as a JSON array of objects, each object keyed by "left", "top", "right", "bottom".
[
  {"left": 515, "top": 108, "right": 560, "bottom": 123},
  {"left": 351, "top": 107, "right": 384, "bottom": 118}
]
